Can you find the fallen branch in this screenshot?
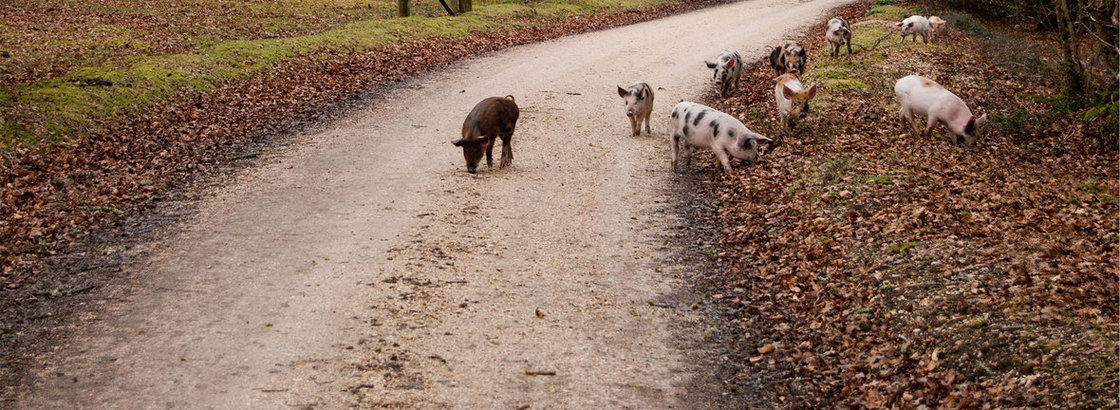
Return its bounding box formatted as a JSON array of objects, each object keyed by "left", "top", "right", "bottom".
[
  {"left": 521, "top": 370, "right": 556, "bottom": 376},
  {"left": 855, "top": 31, "right": 895, "bottom": 53}
]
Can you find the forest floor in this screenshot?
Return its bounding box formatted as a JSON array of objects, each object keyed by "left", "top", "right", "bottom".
[{"left": 683, "top": 1, "right": 1118, "bottom": 407}]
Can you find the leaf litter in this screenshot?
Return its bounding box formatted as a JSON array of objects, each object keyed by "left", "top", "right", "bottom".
[{"left": 680, "top": 1, "right": 1118, "bottom": 407}]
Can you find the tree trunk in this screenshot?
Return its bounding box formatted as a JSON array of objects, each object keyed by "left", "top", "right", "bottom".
[
  {"left": 1056, "top": 0, "right": 1085, "bottom": 105},
  {"left": 398, "top": 0, "right": 409, "bottom": 17},
  {"left": 459, "top": 0, "right": 472, "bottom": 13}
]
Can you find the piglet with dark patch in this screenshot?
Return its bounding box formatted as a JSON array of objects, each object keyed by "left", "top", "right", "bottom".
[
  {"left": 669, "top": 101, "right": 772, "bottom": 175},
  {"left": 617, "top": 82, "right": 654, "bottom": 136},
  {"left": 825, "top": 17, "right": 852, "bottom": 58},
  {"left": 452, "top": 95, "right": 519, "bottom": 173},
  {"left": 705, "top": 50, "right": 742, "bottom": 98},
  {"left": 768, "top": 43, "right": 808, "bottom": 76}
]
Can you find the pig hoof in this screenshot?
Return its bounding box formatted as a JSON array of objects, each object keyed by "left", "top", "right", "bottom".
[{"left": 467, "top": 168, "right": 477, "bottom": 174}]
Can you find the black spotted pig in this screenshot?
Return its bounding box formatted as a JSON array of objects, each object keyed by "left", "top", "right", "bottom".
[
  {"left": 768, "top": 42, "right": 807, "bottom": 76},
  {"left": 705, "top": 50, "right": 742, "bottom": 98},
  {"left": 894, "top": 75, "right": 987, "bottom": 148},
  {"left": 669, "top": 101, "right": 773, "bottom": 175},
  {"left": 896, "top": 15, "right": 931, "bottom": 43},
  {"left": 774, "top": 73, "right": 818, "bottom": 130},
  {"left": 452, "top": 95, "right": 519, "bottom": 173},
  {"left": 825, "top": 17, "right": 852, "bottom": 58},
  {"left": 617, "top": 82, "right": 654, "bottom": 136}
]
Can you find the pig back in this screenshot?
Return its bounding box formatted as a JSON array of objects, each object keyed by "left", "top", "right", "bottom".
[{"left": 462, "top": 96, "right": 520, "bottom": 140}]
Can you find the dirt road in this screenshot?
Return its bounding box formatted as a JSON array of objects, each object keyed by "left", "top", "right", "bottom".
[{"left": 16, "top": 0, "right": 851, "bottom": 407}]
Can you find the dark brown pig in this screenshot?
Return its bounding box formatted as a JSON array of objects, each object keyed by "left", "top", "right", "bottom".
[{"left": 452, "top": 95, "right": 519, "bottom": 173}]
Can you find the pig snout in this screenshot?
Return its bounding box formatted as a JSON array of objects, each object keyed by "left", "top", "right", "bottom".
[
  {"left": 745, "top": 151, "right": 762, "bottom": 164},
  {"left": 467, "top": 165, "right": 478, "bottom": 174},
  {"left": 626, "top": 108, "right": 635, "bottom": 117}
]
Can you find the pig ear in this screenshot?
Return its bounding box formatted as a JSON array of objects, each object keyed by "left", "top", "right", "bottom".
[
  {"left": 617, "top": 86, "right": 628, "bottom": 98},
  {"left": 896, "top": 22, "right": 903, "bottom": 27},
  {"left": 976, "top": 113, "right": 988, "bottom": 128},
  {"left": 452, "top": 138, "right": 467, "bottom": 147},
  {"left": 908, "top": 22, "right": 915, "bottom": 28},
  {"left": 807, "top": 84, "right": 818, "bottom": 99},
  {"left": 705, "top": 61, "right": 718, "bottom": 69},
  {"left": 640, "top": 87, "right": 650, "bottom": 100},
  {"left": 782, "top": 85, "right": 795, "bottom": 100},
  {"left": 727, "top": 58, "right": 735, "bottom": 68},
  {"left": 965, "top": 116, "right": 977, "bottom": 134},
  {"left": 754, "top": 135, "right": 773, "bottom": 144}
]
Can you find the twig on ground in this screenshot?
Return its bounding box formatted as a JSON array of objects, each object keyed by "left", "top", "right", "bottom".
[
  {"left": 521, "top": 370, "right": 556, "bottom": 376},
  {"left": 856, "top": 31, "right": 895, "bottom": 52}
]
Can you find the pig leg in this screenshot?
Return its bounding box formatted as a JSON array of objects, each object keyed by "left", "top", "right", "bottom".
[
  {"left": 923, "top": 118, "right": 938, "bottom": 139},
  {"left": 484, "top": 137, "right": 495, "bottom": 169},
  {"left": 921, "top": 33, "right": 929, "bottom": 44},
  {"left": 629, "top": 116, "right": 639, "bottom": 136},
  {"left": 898, "top": 107, "right": 920, "bottom": 138},
  {"left": 671, "top": 134, "right": 681, "bottom": 171},
  {"left": 846, "top": 38, "right": 852, "bottom": 55},
  {"left": 713, "top": 148, "right": 734, "bottom": 175},
  {"left": 499, "top": 134, "right": 513, "bottom": 168},
  {"left": 642, "top": 112, "right": 652, "bottom": 135}
]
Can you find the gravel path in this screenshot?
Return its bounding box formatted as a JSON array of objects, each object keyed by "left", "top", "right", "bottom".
[{"left": 17, "top": 0, "right": 852, "bottom": 407}]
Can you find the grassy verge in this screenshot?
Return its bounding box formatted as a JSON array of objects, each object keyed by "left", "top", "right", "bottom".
[
  {"left": 0, "top": 0, "right": 672, "bottom": 149},
  {"left": 697, "top": 1, "right": 1117, "bottom": 406}
]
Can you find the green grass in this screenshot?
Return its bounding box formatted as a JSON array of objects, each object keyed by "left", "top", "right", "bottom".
[
  {"left": 864, "top": 175, "right": 891, "bottom": 184},
  {"left": 1077, "top": 183, "right": 1119, "bottom": 204},
  {"left": 887, "top": 240, "right": 919, "bottom": 255},
  {"left": 865, "top": 4, "right": 909, "bottom": 20},
  {"left": 0, "top": 0, "right": 674, "bottom": 150}
]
